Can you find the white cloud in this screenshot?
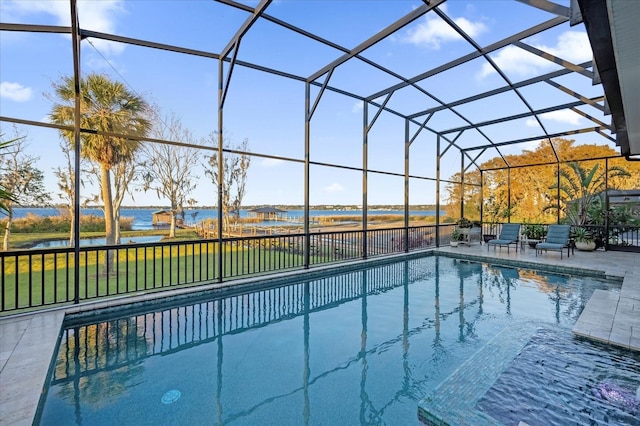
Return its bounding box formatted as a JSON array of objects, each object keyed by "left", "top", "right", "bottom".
[
  {"left": 261, "top": 158, "right": 284, "bottom": 167},
  {"left": 323, "top": 182, "right": 344, "bottom": 193},
  {"left": 0, "top": 82, "right": 33, "bottom": 102},
  {"left": 3, "top": 0, "right": 126, "bottom": 56},
  {"left": 479, "top": 31, "right": 592, "bottom": 78},
  {"left": 403, "top": 7, "right": 487, "bottom": 49},
  {"left": 527, "top": 110, "right": 583, "bottom": 127},
  {"left": 540, "top": 110, "right": 583, "bottom": 125},
  {"left": 352, "top": 101, "right": 363, "bottom": 113},
  {"left": 526, "top": 109, "right": 582, "bottom": 127}
]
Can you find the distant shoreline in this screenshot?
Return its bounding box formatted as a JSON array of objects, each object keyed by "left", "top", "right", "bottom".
[{"left": 15, "top": 204, "right": 440, "bottom": 211}]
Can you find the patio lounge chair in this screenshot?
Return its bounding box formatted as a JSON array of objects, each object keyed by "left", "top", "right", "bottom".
[
  {"left": 487, "top": 223, "right": 521, "bottom": 253},
  {"left": 535, "top": 225, "right": 571, "bottom": 258}
]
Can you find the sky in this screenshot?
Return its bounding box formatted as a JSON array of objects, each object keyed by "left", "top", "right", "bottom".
[{"left": 0, "top": 0, "right": 616, "bottom": 208}]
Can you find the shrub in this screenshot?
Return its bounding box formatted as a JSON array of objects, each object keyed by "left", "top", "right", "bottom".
[{"left": 0, "top": 213, "right": 133, "bottom": 233}]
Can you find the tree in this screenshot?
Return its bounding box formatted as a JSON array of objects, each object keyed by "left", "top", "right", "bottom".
[
  {"left": 53, "top": 139, "right": 84, "bottom": 246},
  {"left": 50, "top": 73, "right": 151, "bottom": 253},
  {"left": 203, "top": 134, "right": 251, "bottom": 233},
  {"left": 142, "top": 112, "right": 200, "bottom": 238},
  {"left": 444, "top": 139, "right": 640, "bottom": 224},
  {"left": 0, "top": 130, "right": 51, "bottom": 250},
  {"left": 443, "top": 169, "right": 481, "bottom": 220},
  {"left": 0, "top": 138, "right": 19, "bottom": 216},
  {"left": 546, "top": 161, "right": 631, "bottom": 225}
]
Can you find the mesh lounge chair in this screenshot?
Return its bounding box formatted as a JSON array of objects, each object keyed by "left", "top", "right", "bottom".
[
  {"left": 487, "top": 223, "right": 521, "bottom": 253},
  {"left": 535, "top": 224, "right": 572, "bottom": 258}
]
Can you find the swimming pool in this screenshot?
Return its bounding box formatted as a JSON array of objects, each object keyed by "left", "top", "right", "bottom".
[{"left": 36, "top": 255, "right": 640, "bottom": 425}]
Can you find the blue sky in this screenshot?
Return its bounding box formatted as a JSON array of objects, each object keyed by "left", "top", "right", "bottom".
[{"left": 0, "top": 0, "right": 615, "bottom": 207}]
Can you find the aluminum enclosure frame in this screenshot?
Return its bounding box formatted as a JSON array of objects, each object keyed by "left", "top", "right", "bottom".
[{"left": 0, "top": 0, "right": 635, "bottom": 257}]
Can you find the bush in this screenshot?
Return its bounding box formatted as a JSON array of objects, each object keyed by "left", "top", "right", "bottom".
[{"left": 0, "top": 213, "right": 133, "bottom": 233}]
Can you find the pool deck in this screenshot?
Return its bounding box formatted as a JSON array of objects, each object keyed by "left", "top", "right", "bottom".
[{"left": 1, "top": 243, "right": 638, "bottom": 425}]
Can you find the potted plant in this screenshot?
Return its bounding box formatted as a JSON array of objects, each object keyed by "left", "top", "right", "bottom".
[
  {"left": 450, "top": 229, "right": 462, "bottom": 247},
  {"left": 523, "top": 224, "right": 546, "bottom": 248},
  {"left": 573, "top": 227, "right": 596, "bottom": 251},
  {"left": 456, "top": 217, "right": 473, "bottom": 228},
  {"left": 455, "top": 218, "right": 474, "bottom": 244}
]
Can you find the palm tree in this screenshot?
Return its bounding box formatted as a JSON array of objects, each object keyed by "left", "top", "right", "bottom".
[
  {"left": 546, "top": 162, "right": 630, "bottom": 225},
  {"left": 50, "top": 74, "right": 151, "bottom": 250},
  {"left": 50, "top": 74, "right": 150, "bottom": 274}
]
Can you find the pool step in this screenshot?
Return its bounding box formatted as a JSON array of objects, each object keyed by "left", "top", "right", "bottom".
[
  {"left": 418, "top": 322, "right": 538, "bottom": 426},
  {"left": 572, "top": 271, "right": 640, "bottom": 351}
]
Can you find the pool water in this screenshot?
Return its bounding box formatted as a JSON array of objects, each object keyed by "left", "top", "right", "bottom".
[
  {"left": 36, "top": 256, "right": 640, "bottom": 425},
  {"left": 477, "top": 328, "right": 640, "bottom": 425}
]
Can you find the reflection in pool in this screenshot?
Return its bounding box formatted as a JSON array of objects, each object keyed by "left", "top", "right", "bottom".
[{"left": 36, "top": 256, "right": 638, "bottom": 425}]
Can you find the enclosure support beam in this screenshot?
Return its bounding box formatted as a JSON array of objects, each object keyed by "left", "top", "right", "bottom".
[
  {"left": 70, "top": 0, "right": 82, "bottom": 304},
  {"left": 217, "top": 56, "right": 225, "bottom": 281},
  {"left": 404, "top": 119, "right": 410, "bottom": 253},
  {"left": 465, "top": 149, "right": 486, "bottom": 174},
  {"left": 604, "top": 158, "right": 609, "bottom": 251},
  {"left": 220, "top": 0, "right": 272, "bottom": 58},
  {"left": 545, "top": 81, "right": 605, "bottom": 112},
  {"left": 507, "top": 168, "right": 512, "bottom": 223},
  {"left": 513, "top": 41, "right": 593, "bottom": 79},
  {"left": 436, "top": 135, "right": 441, "bottom": 247},
  {"left": 570, "top": 107, "right": 612, "bottom": 131},
  {"left": 362, "top": 102, "right": 369, "bottom": 258},
  {"left": 460, "top": 153, "right": 465, "bottom": 219},
  {"left": 516, "top": 0, "right": 571, "bottom": 17},
  {"left": 409, "top": 113, "right": 434, "bottom": 146},
  {"left": 440, "top": 131, "right": 463, "bottom": 157},
  {"left": 304, "top": 83, "right": 311, "bottom": 268},
  {"left": 308, "top": 70, "right": 334, "bottom": 121},
  {"left": 556, "top": 163, "right": 561, "bottom": 223},
  {"left": 480, "top": 170, "right": 484, "bottom": 225}
]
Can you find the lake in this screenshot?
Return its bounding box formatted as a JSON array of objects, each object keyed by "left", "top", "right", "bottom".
[
  {"left": 31, "top": 235, "right": 163, "bottom": 249},
  {"left": 11, "top": 207, "right": 441, "bottom": 231}
]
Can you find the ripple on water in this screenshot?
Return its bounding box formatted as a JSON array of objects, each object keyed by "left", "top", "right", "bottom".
[{"left": 476, "top": 328, "right": 640, "bottom": 426}]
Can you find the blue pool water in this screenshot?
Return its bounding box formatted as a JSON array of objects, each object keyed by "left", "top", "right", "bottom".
[{"left": 36, "top": 256, "right": 640, "bottom": 425}]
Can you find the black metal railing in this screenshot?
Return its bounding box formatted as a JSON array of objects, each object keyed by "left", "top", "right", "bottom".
[
  {"left": 605, "top": 225, "right": 640, "bottom": 251},
  {"left": 0, "top": 225, "right": 437, "bottom": 313}
]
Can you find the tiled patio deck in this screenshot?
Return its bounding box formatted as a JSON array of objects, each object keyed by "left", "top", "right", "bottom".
[{"left": 1, "top": 244, "right": 638, "bottom": 425}]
